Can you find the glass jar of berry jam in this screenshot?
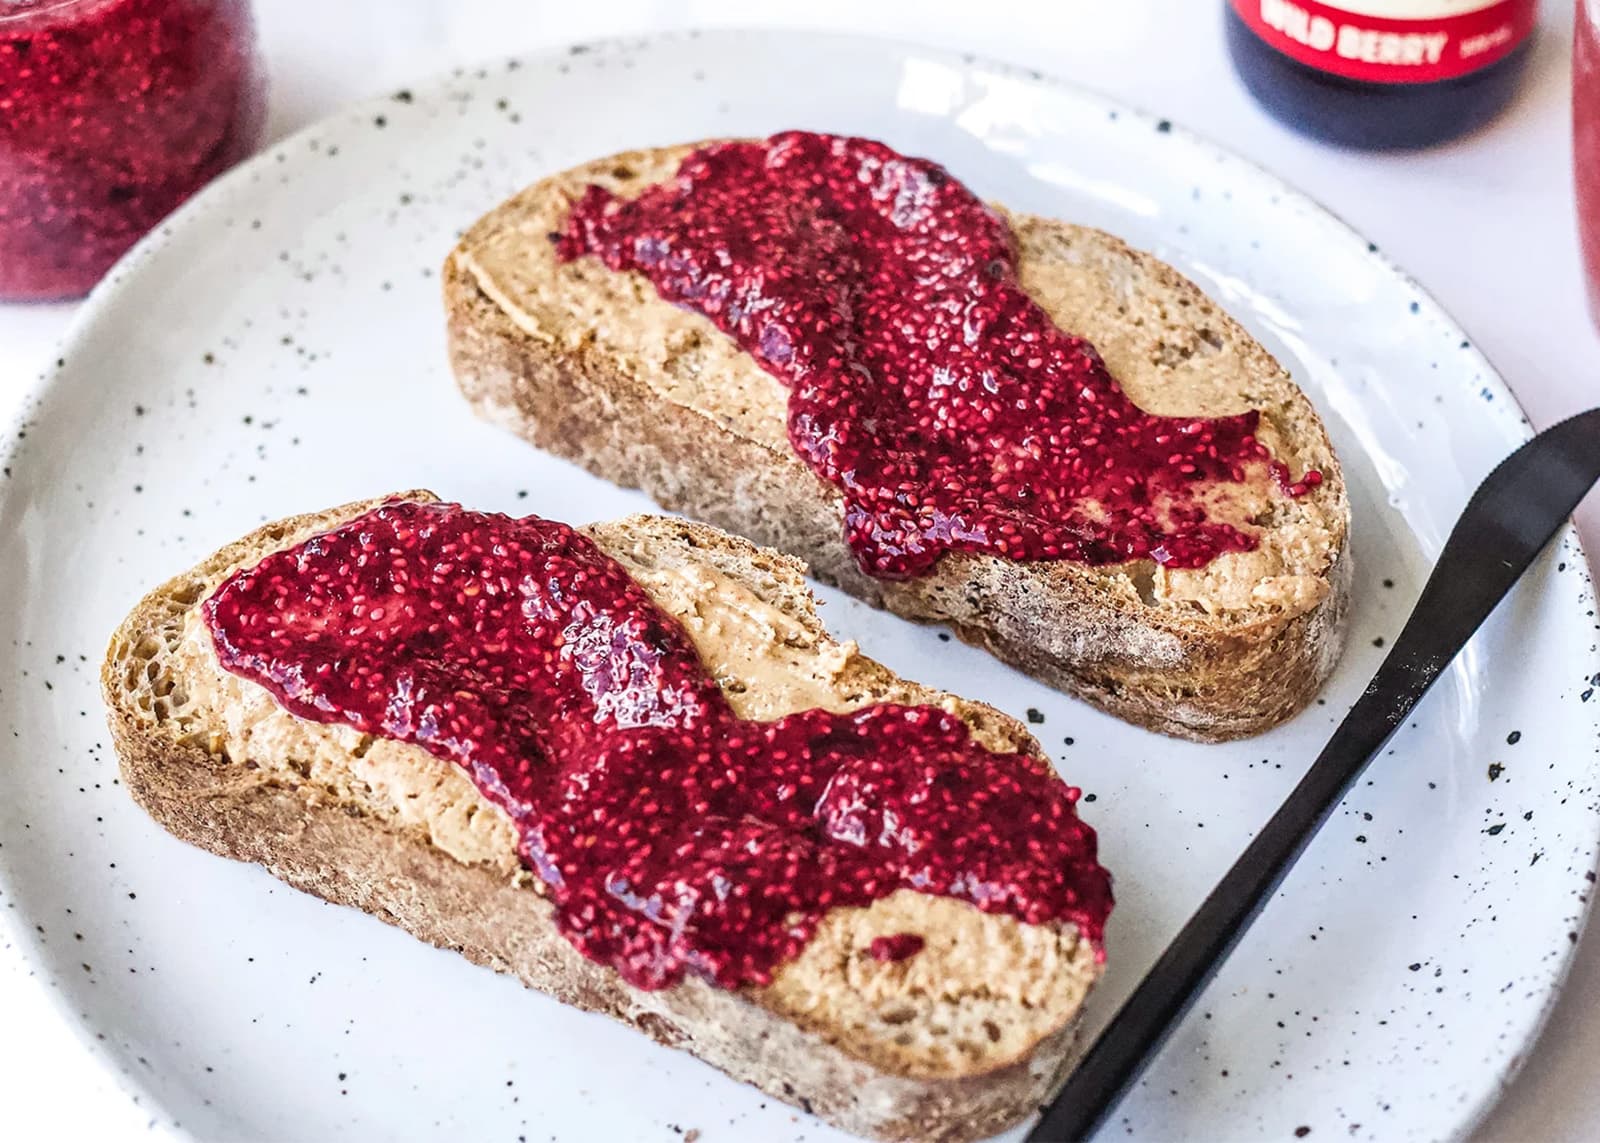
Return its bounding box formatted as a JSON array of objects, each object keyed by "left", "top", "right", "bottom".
[
  {"left": 1225, "top": 1, "right": 1537, "bottom": 149},
  {"left": 0, "top": 0, "right": 264, "bottom": 301},
  {"left": 1577, "top": 0, "right": 1600, "bottom": 328}
]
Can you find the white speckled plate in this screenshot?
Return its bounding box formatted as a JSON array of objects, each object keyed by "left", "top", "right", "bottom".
[{"left": 2, "top": 28, "right": 1598, "bottom": 1143}]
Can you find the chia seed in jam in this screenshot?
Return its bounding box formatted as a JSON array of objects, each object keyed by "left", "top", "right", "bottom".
[
  {"left": 558, "top": 131, "right": 1319, "bottom": 580},
  {"left": 204, "top": 501, "right": 1112, "bottom": 991},
  {"left": 868, "top": 933, "right": 927, "bottom": 963}
]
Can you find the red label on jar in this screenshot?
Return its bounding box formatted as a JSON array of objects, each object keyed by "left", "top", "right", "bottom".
[{"left": 1229, "top": 0, "right": 1536, "bottom": 84}]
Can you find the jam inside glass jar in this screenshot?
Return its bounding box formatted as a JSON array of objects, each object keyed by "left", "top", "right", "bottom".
[
  {"left": 1576, "top": 0, "right": 1600, "bottom": 329},
  {"left": 0, "top": 0, "right": 265, "bottom": 301}
]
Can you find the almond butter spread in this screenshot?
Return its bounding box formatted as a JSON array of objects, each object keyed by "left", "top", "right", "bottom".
[
  {"left": 555, "top": 132, "right": 1320, "bottom": 580},
  {"left": 199, "top": 501, "right": 1113, "bottom": 991}
]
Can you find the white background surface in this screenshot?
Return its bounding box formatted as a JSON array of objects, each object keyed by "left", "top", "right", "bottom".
[{"left": 0, "top": 1, "right": 1594, "bottom": 1139}]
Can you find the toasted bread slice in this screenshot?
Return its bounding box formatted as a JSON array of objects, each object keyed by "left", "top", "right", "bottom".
[
  {"left": 102, "top": 493, "right": 1102, "bottom": 1142},
  {"left": 444, "top": 142, "right": 1352, "bottom": 742}
]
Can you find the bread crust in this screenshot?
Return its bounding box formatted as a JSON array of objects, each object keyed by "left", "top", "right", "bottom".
[
  {"left": 442, "top": 143, "right": 1352, "bottom": 742},
  {"left": 102, "top": 496, "right": 1099, "bottom": 1142}
]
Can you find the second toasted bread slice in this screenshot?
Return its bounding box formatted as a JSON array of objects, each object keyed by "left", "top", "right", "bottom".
[{"left": 445, "top": 140, "right": 1351, "bottom": 742}]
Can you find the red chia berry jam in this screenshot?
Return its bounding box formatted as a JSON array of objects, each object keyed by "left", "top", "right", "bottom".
[
  {"left": 868, "top": 933, "right": 926, "bottom": 963},
  {"left": 204, "top": 501, "right": 1112, "bottom": 991},
  {"left": 0, "top": 0, "right": 264, "bottom": 301},
  {"left": 558, "top": 132, "right": 1320, "bottom": 580}
]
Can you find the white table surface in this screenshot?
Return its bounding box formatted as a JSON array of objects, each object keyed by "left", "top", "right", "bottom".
[{"left": 1, "top": 1, "right": 1594, "bottom": 1138}]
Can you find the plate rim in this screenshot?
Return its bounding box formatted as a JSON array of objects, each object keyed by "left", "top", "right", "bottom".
[{"left": 0, "top": 25, "right": 1595, "bottom": 1143}]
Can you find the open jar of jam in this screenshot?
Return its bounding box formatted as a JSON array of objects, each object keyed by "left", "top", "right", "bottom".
[{"left": 0, "top": 0, "right": 264, "bottom": 301}]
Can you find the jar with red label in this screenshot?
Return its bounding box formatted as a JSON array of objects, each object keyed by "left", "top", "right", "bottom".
[
  {"left": 1225, "top": 1, "right": 1537, "bottom": 148},
  {"left": 0, "top": 0, "right": 265, "bottom": 302}
]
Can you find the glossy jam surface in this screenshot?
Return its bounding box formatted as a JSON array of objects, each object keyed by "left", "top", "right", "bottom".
[
  {"left": 558, "top": 132, "right": 1316, "bottom": 580},
  {"left": 205, "top": 502, "right": 1112, "bottom": 990},
  {"left": 0, "top": 0, "right": 264, "bottom": 300}
]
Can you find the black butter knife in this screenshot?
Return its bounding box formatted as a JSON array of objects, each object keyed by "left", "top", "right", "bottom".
[{"left": 1030, "top": 408, "right": 1600, "bottom": 1143}]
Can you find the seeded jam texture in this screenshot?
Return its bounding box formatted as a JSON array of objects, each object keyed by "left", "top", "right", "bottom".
[
  {"left": 203, "top": 502, "right": 1112, "bottom": 990},
  {"left": 868, "top": 933, "right": 927, "bottom": 963},
  {"left": 557, "top": 132, "right": 1320, "bottom": 580},
  {"left": 0, "top": 0, "right": 264, "bottom": 300}
]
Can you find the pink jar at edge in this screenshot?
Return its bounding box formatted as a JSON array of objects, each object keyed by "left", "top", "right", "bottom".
[
  {"left": 0, "top": 0, "right": 265, "bottom": 301},
  {"left": 1577, "top": 0, "right": 1600, "bottom": 329}
]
